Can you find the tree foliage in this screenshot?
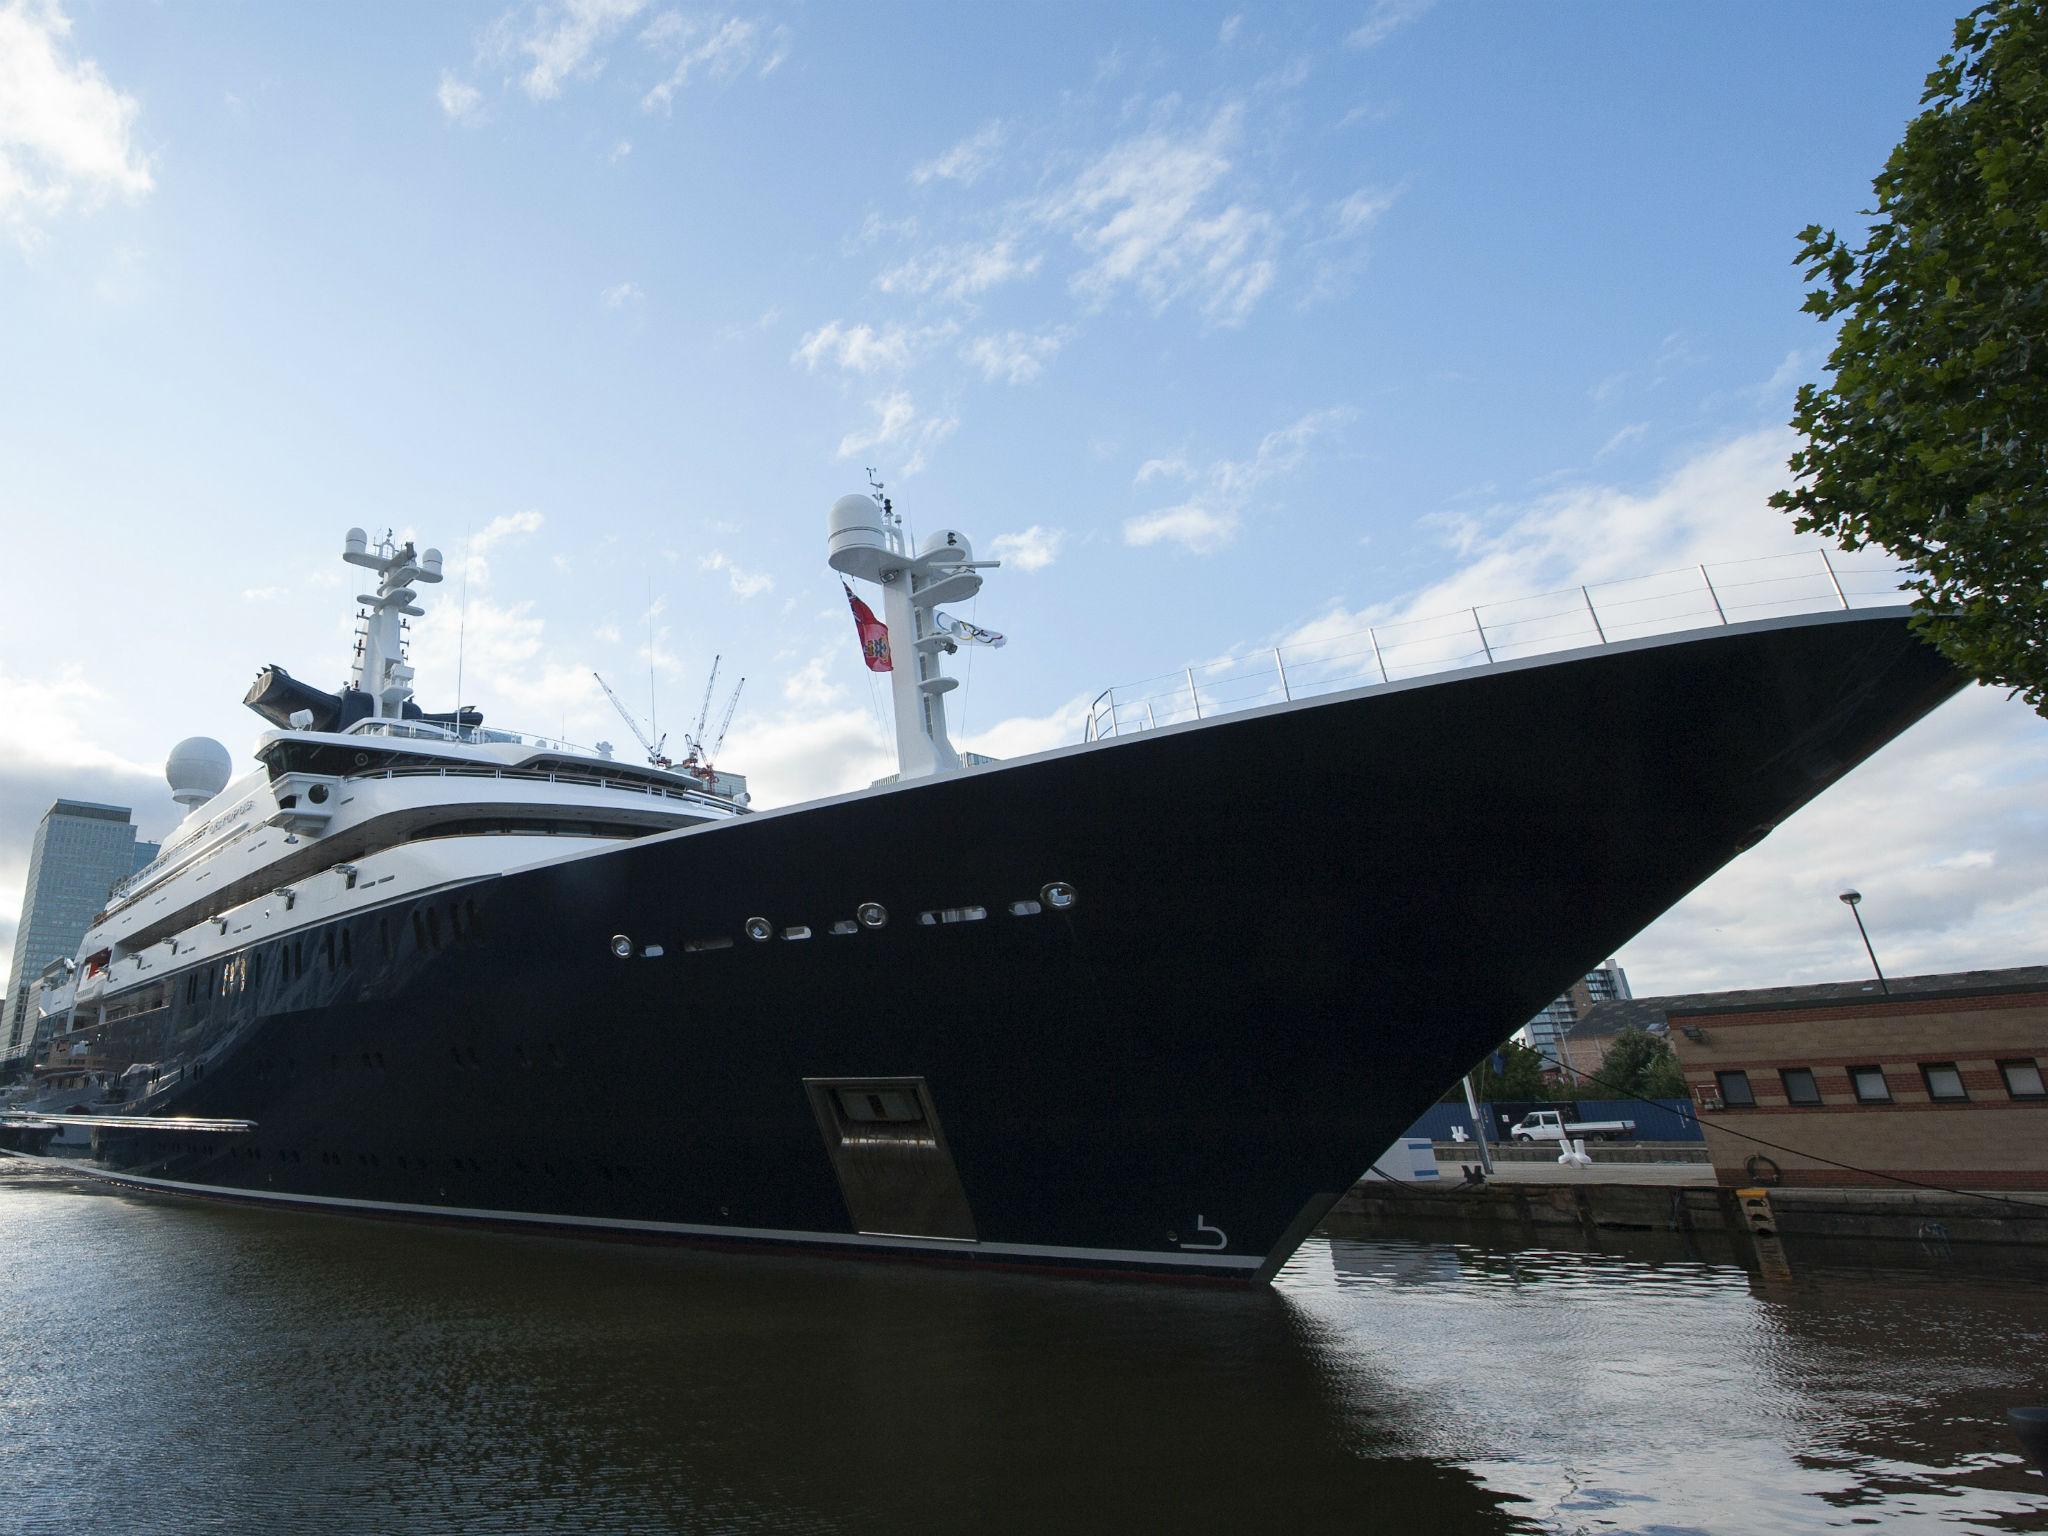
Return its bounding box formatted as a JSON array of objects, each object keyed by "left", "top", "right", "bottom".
[
  {"left": 1594, "top": 1026, "right": 1686, "bottom": 1101},
  {"left": 1467, "top": 1039, "right": 1574, "bottom": 1103},
  {"left": 1770, "top": 1, "right": 2048, "bottom": 714}
]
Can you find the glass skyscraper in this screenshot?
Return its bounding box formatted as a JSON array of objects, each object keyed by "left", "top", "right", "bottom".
[{"left": 3, "top": 801, "right": 158, "bottom": 1068}]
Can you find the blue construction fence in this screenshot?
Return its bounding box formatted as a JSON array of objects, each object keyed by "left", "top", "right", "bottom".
[{"left": 1405, "top": 1097, "right": 1703, "bottom": 1144}]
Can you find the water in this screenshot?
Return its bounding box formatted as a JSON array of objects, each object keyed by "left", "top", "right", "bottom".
[{"left": 1, "top": 1162, "right": 2043, "bottom": 1534}]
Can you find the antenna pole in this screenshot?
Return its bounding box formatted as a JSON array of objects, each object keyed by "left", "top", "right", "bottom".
[{"left": 455, "top": 522, "right": 471, "bottom": 732}]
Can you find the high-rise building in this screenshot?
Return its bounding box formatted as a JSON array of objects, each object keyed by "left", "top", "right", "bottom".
[
  {"left": 3, "top": 801, "right": 158, "bottom": 1068},
  {"left": 1517, "top": 960, "right": 1631, "bottom": 1070}
]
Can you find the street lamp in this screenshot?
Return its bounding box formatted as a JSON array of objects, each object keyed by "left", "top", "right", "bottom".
[{"left": 1838, "top": 889, "right": 1891, "bottom": 995}]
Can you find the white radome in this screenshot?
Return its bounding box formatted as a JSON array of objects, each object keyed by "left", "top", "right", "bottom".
[{"left": 166, "top": 736, "right": 232, "bottom": 807}]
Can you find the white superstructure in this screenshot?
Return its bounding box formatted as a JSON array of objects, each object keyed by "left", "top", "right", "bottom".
[{"left": 29, "top": 529, "right": 747, "bottom": 1075}]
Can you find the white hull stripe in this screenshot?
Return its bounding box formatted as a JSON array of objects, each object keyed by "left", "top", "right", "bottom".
[{"left": 26, "top": 1156, "right": 1263, "bottom": 1271}]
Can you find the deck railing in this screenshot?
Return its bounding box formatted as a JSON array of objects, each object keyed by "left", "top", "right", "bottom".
[{"left": 1082, "top": 549, "right": 1914, "bottom": 741}]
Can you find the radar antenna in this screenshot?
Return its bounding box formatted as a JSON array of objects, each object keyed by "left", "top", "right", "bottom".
[{"left": 593, "top": 671, "right": 670, "bottom": 769}]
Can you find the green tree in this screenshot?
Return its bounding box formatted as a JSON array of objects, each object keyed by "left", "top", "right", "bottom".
[
  {"left": 1770, "top": 1, "right": 2048, "bottom": 715},
  {"left": 1468, "top": 1040, "right": 1572, "bottom": 1103},
  {"left": 1594, "top": 1026, "right": 1686, "bottom": 1101}
]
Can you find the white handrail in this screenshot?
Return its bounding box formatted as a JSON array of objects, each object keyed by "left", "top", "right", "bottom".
[{"left": 1082, "top": 549, "right": 1914, "bottom": 741}]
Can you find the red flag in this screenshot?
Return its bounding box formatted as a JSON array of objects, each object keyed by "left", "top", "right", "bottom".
[{"left": 844, "top": 582, "right": 891, "bottom": 672}]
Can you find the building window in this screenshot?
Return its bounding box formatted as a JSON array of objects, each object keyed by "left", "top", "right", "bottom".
[
  {"left": 1921, "top": 1062, "right": 1969, "bottom": 1103},
  {"left": 1849, "top": 1066, "right": 1892, "bottom": 1104},
  {"left": 1715, "top": 1070, "right": 1755, "bottom": 1107},
  {"left": 1999, "top": 1059, "right": 2045, "bottom": 1100},
  {"left": 1780, "top": 1068, "right": 1822, "bottom": 1106}
]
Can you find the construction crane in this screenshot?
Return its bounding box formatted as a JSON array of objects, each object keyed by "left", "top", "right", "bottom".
[
  {"left": 684, "top": 654, "right": 722, "bottom": 764},
  {"left": 592, "top": 671, "right": 670, "bottom": 768},
  {"left": 707, "top": 676, "right": 745, "bottom": 766},
  {"left": 678, "top": 672, "right": 745, "bottom": 785}
]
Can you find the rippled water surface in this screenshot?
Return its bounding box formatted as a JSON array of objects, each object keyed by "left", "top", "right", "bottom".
[{"left": 1, "top": 1162, "right": 2043, "bottom": 1534}]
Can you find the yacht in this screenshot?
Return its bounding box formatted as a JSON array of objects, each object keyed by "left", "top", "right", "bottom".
[{"left": 1, "top": 506, "right": 1966, "bottom": 1282}]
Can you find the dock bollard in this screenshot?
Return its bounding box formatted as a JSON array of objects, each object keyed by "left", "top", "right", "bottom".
[{"left": 2012, "top": 1408, "right": 2048, "bottom": 1475}]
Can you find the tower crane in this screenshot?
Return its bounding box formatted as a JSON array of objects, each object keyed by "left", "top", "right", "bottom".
[
  {"left": 592, "top": 671, "right": 670, "bottom": 769},
  {"left": 703, "top": 676, "right": 745, "bottom": 777},
  {"left": 684, "top": 655, "right": 722, "bottom": 763}
]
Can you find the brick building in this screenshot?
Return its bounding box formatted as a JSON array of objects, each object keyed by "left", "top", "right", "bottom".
[{"left": 1642, "top": 967, "right": 2048, "bottom": 1190}]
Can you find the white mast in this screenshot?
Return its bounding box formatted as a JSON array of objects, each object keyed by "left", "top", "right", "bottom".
[
  {"left": 827, "top": 488, "right": 999, "bottom": 782},
  {"left": 343, "top": 528, "right": 444, "bottom": 719}
]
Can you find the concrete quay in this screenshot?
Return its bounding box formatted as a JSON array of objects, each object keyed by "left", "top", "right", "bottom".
[{"left": 1327, "top": 1170, "right": 2048, "bottom": 1248}]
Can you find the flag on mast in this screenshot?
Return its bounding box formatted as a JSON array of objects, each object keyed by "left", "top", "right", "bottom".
[
  {"left": 934, "top": 611, "right": 1006, "bottom": 648},
  {"left": 843, "top": 582, "right": 891, "bottom": 672}
]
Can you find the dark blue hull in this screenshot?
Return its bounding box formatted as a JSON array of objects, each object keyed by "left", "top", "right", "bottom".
[{"left": 30, "top": 611, "right": 1965, "bottom": 1280}]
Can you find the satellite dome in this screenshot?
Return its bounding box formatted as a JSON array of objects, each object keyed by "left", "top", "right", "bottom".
[{"left": 166, "top": 737, "right": 232, "bottom": 808}]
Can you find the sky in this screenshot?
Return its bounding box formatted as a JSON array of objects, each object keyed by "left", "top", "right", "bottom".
[{"left": 3, "top": 0, "right": 2044, "bottom": 1002}]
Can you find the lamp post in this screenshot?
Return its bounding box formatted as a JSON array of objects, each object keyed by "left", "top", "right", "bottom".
[{"left": 1838, "top": 889, "right": 1890, "bottom": 995}]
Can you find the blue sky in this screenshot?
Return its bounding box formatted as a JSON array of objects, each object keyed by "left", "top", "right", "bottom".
[{"left": 4, "top": 0, "right": 2044, "bottom": 996}]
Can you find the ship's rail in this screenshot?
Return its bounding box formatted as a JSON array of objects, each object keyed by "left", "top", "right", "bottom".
[
  {"left": 345, "top": 716, "right": 608, "bottom": 757},
  {"left": 346, "top": 761, "right": 741, "bottom": 815},
  {"left": 1082, "top": 549, "right": 1916, "bottom": 740}
]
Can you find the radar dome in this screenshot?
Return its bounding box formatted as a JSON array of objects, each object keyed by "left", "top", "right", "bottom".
[{"left": 166, "top": 737, "right": 232, "bottom": 808}]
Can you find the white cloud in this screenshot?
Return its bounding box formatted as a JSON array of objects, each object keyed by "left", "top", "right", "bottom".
[
  {"left": 436, "top": 71, "right": 485, "bottom": 124},
  {"left": 1594, "top": 421, "right": 1648, "bottom": 459},
  {"left": 609, "top": 138, "right": 632, "bottom": 162},
  {"left": 989, "top": 526, "right": 1065, "bottom": 573},
  {"left": 1044, "top": 104, "right": 1277, "bottom": 326},
  {"left": 780, "top": 652, "right": 841, "bottom": 706},
  {"left": 876, "top": 237, "right": 1040, "bottom": 303},
  {"left": 600, "top": 280, "right": 644, "bottom": 308},
  {"left": 835, "top": 390, "right": 958, "bottom": 477},
  {"left": 487, "top": 0, "right": 647, "bottom": 102},
  {"left": 793, "top": 319, "right": 954, "bottom": 375},
  {"left": 911, "top": 120, "right": 1004, "bottom": 188},
  {"left": 1218, "top": 14, "right": 1244, "bottom": 45},
  {"left": 640, "top": 14, "right": 764, "bottom": 113},
  {"left": 961, "top": 327, "right": 1067, "bottom": 385},
  {"left": 455, "top": 508, "right": 545, "bottom": 587},
  {"left": 1624, "top": 686, "right": 2048, "bottom": 993},
  {"left": 756, "top": 24, "right": 792, "bottom": 77},
  {"left": 0, "top": 0, "right": 154, "bottom": 239},
  {"left": 698, "top": 550, "right": 773, "bottom": 599},
  {"left": 960, "top": 692, "right": 1096, "bottom": 762},
  {"left": 1331, "top": 186, "right": 1399, "bottom": 236},
  {"left": 0, "top": 668, "right": 176, "bottom": 987},
  {"left": 719, "top": 706, "right": 893, "bottom": 809},
  {"left": 472, "top": 508, "right": 544, "bottom": 554},
  {"left": 1134, "top": 457, "right": 1194, "bottom": 486},
  {"left": 240, "top": 586, "right": 287, "bottom": 602},
  {"left": 1126, "top": 408, "right": 1350, "bottom": 554},
  {"left": 1123, "top": 504, "right": 1239, "bottom": 554},
  {"left": 1346, "top": 0, "right": 1436, "bottom": 49}
]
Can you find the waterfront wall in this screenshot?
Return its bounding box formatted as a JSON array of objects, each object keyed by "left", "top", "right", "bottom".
[{"left": 1327, "top": 1178, "right": 2048, "bottom": 1248}]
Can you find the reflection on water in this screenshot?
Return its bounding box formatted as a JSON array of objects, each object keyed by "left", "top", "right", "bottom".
[{"left": 0, "top": 1161, "right": 2042, "bottom": 1535}]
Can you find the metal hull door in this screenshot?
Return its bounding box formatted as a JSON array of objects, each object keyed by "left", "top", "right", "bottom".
[{"left": 805, "top": 1077, "right": 977, "bottom": 1242}]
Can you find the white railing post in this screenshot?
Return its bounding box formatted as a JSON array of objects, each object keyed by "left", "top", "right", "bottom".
[
  {"left": 1186, "top": 667, "right": 1203, "bottom": 720},
  {"left": 1368, "top": 627, "right": 1387, "bottom": 683},
  {"left": 1472, "top": 608, "right": 1494, "bottom": 664},
  {"left": 1104, "top": 687, "right": 1117, "bottom": 739},
  {"left": 1581, "top": 585, "right": 1607, "bottom": 644},
  {"left": 1273, "top": 647, "right": 1291, "bottom": 702},
  {"left": 1819, "top": 549, "right": 1849, "bottom": 609},
  {"left": 1701, "top": 565, "right": 1728, "bottom": 624}
]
